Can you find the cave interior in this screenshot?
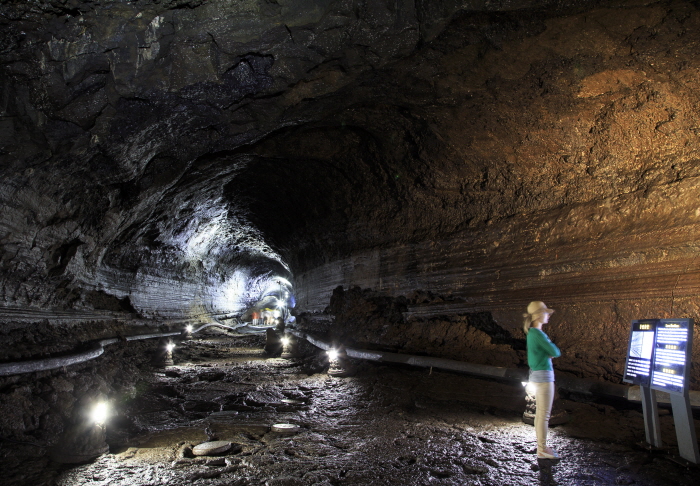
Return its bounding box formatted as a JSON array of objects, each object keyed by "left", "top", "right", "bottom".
[{"left": 2, "top": 0, "right": 700, "bottom": 485}]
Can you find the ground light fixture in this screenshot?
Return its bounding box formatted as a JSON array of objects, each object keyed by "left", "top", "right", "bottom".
[
  {"left": 280, "top": 335, "right": 292, "bottom": 358},
  {"left": 153, "top": 340, "right": 176, "bottom": 367},
  {"left": 90, "top": 401, "right": 110, "bottom": 427},
  {"left": 165, "top": 341, "right": 176, "bottom": 366},
  {"left": 522, "top": 381, "right": 536, "bottom": 395},
  {"left": 520, "top": 381, "right": 569, "bottom": 426},
  {"left": 326, "top": 347, "right": 356, "bottom": 377},
  {"left": 264, "top": 329, "right": 285, "bottom": 355},
  {"left": 522, "top": 381, "right": 536, "bottom": 425},
  {"left": 50, "top": 400, "right": 110, "bottom": 463},
  {"left": 184, "top": 324, "right": 194, "bottom": 340}
]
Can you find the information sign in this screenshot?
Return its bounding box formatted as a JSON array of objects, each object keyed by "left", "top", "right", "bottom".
[
  {"left": 650, "top": 319, "right": 693, "bottom": 395},
  {"left": 623, "top": 318, "right": 698, "bottom": 463},
  {"left": 623, "top": 319, "right": 658, "bottom": 387}
]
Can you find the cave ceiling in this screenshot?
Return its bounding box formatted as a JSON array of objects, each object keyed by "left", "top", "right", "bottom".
[{"left": 2, "top": 0, "right": 700, "bottom": 321}]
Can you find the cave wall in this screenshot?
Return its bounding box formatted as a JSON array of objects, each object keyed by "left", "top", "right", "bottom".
[
  {"left": 0, "top": 337, "right": 158, "bottom": 469},
  {"left": 290, "top": 1, "right": 700, "bottom": 387},
  {"left": 0, "top": 0, "right": 435, "bottom": 322},
  {"left": 2, "top": 0, "right": 700, "bottom": 389}
]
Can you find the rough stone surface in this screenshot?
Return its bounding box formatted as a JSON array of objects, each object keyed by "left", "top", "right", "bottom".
[
  {"left": 3, "top": 333, "right": 697, "bottom": 486},
  {"left": 3, "top": 0, "right": 700, "bottom": 476}
]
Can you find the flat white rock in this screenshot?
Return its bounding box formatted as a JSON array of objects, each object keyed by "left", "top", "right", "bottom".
[
  {"left": 280, "top": 399, "right": 304, "bottom": 405},
  {"left": 271, "top": 423, "right": 300, "bottom": 434},
  {"left": 192, "top": 440, "right": 232, "bottom": 456}
]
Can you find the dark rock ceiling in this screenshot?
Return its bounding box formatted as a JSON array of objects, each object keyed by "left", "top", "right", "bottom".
[
  {"left": 0, "top": 0, "right": 568, "bottom": 313},
  {"left": 2, "top": 0, "right": 700, "bottom": 385}
]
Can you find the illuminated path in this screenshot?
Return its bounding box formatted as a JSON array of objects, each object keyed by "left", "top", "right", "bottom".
[{"left": 11, "top": 330, "right": 696, "bottom": 486}]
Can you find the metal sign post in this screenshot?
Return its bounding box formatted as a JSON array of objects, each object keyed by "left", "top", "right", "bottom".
[
  {"left": 651, "top": 319, "right": 699, "bottom": 464},
  {"left": 639, "top": 385, "right": 663, "bottom": 448},
  {"left": 669, "top": 392, "right": 700, "bottom": 463}
]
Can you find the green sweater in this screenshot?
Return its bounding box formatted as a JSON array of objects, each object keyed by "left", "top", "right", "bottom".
[{"left": 527, "top": 328, "right": 561, "bottom": 371}]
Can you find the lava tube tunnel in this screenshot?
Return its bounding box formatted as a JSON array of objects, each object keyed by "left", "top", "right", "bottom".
[{"left": 1, "top": 0, "right": 700, "bottom": 485}]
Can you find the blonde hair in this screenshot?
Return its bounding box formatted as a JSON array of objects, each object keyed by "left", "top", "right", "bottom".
[
  {"left": 523, "top": 313, "right": 533, "bottom": 335},
  {"left": 523, "top": 301, "right": 553, "bottom": 335}
]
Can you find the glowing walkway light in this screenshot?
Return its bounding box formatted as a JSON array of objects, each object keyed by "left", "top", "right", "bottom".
[{"left": 90, "top": 401, "right": 109, "bottom": 427}]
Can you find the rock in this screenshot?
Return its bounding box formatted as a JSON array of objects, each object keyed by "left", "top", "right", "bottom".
[
  {"left": 205, "top": 457, "right": 227, "bottom": 467},
  {"left": 183, "top": 401, "right": 221, "bottom": 412},
  {"left": 192, "top": 441, "right": 233, "bottom": 456},
  {"left": 270, "top": 423, "right": 301, "bottom": 435}
]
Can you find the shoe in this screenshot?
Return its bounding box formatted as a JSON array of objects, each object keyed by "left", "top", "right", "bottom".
[{"left": 537, "top": 447, "right": 560, "bottom": 460}]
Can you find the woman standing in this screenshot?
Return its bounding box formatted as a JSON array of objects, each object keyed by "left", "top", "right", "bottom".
[{"left": 523, "top": 301, "right": 561, "bottom": 460}]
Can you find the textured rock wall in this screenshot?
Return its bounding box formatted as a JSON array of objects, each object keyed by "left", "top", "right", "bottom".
[
  {"left": 0, "top": 339, "right": 154, "bottom": 453},
  {"left": 2, "top": 0, "right": 700, "bottom": 389},
  {"left": 0, "top": 0, "right": 447, "bottom": 324},
  {"left": 291, "top": 1, "right": 700, "bottom": 387},
  {"left": 318, "top": 286, "right": 525, "bottom": 369},
  {"left": 0, "top": 0, "right": 596, "bottom": 320}
]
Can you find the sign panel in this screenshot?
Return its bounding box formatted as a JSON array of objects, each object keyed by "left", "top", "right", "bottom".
[
  {"left": 625, "top": 318, "right": 698, "bottom": 462},
  {"left": 650, "top": 319, "right": 693, "bottom": 395},
  {"left": 623, "top": 319, "right": 659, "bottom": 386}
]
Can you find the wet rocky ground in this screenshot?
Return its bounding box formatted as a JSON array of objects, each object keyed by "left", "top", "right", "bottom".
[{"left": 7, "top": 327, "right": 700, "bottom": 486}]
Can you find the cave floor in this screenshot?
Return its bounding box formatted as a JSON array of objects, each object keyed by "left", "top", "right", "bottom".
[{"left": 23, "top": 331, "right": 700, "bottom": 485}]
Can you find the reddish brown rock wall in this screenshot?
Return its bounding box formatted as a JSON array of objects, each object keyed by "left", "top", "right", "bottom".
[{"left": 293, "top": 1, "right": 700, "bottom": 389}]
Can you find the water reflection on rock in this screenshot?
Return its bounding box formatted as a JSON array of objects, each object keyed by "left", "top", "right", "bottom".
[{"left": 47, "top": 333, "right": 700, "bottom": 486}]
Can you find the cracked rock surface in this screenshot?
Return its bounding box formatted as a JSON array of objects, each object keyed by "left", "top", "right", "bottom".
[{"left": 6, "top": 330, "right": 699, "bottom": 486}]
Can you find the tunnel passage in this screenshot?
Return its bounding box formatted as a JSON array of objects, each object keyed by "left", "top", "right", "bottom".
[{"left": 3, "top": 0, "right": 700, "bottom": 484}]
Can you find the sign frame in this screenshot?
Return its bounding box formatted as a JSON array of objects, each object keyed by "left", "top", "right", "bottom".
[
  {"left": 622, "top": 318, "right": 659, "bottom": 387},
  {"left": 649, "top": 318, "right": 693, "bottom": 396}
]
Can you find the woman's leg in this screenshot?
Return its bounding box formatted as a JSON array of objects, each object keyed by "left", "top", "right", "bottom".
[{"left": 533, "top": 381, "right": 555, "bottom": 453}]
